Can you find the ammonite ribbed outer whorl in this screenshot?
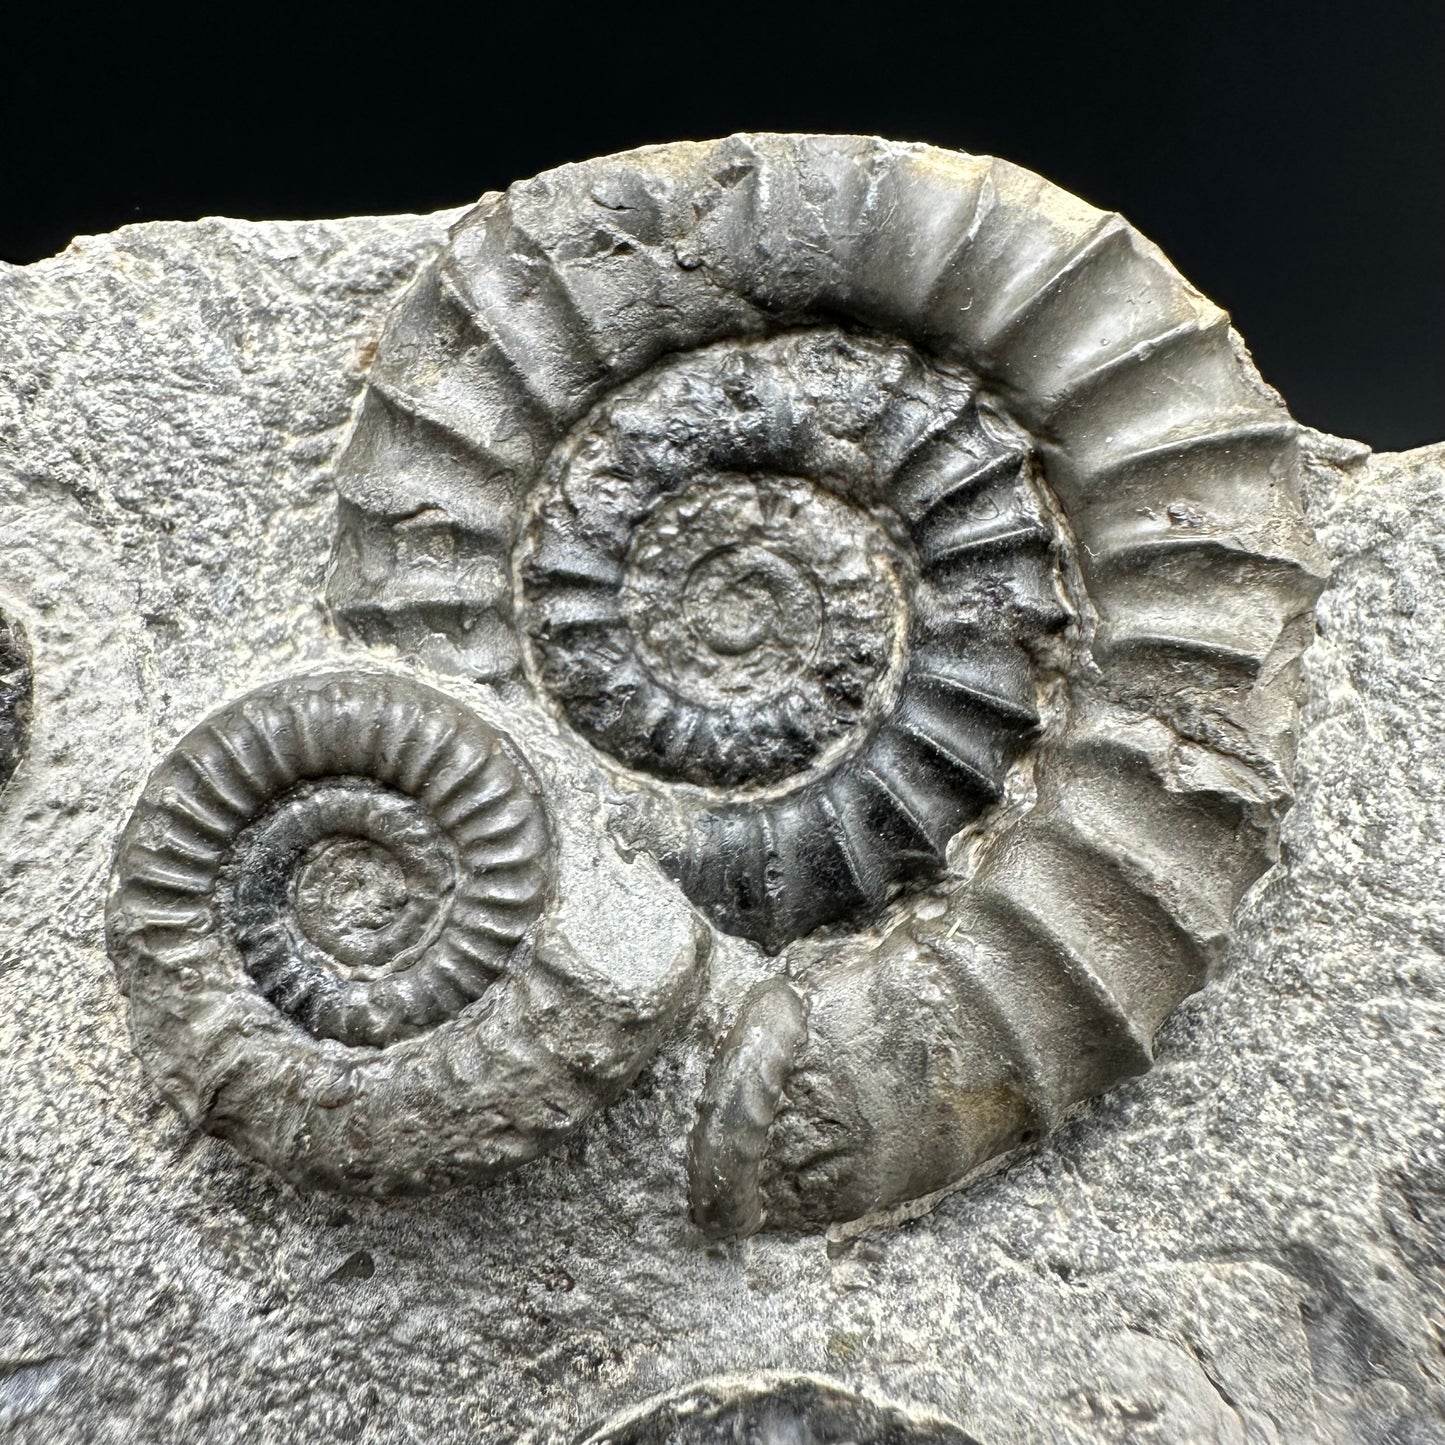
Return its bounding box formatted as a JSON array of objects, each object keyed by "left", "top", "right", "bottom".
[
  {"left": 106, "top": 672, "right": 700, "bottom": 1194},
  {"left": 326, "top": 135, "right": 1327, "bottom": 1230}
]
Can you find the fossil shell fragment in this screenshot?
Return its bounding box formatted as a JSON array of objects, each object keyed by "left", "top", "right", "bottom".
[
  {"left": 106, "top": 672, "right": 699, "bottom": 1194},
  {"left": 579, "top": 1374, "right": 979, "bottom": 1444},
  {"left": 326, "top": 135, "right": 1327, "bottom": 1230},
  {"left": 0, "top": 609, "right": 32, "bottom": 797}
]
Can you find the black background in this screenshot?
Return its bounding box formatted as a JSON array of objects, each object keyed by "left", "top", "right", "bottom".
[{"left": 5, "top": 2, "right": 1441, "bottom": 449}]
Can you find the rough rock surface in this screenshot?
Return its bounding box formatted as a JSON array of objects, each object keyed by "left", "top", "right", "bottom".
[{"left": 0, "top": 211, "right": 1442, "bottom": 1444}]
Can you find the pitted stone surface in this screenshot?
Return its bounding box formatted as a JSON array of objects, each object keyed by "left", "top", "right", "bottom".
[{"left": 0, "top": 205, "right": 1442, "bottom": 1444}]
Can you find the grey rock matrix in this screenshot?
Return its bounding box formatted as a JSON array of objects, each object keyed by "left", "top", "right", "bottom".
[{"left": 1, "top": 139, "right": 1442, "bottom": 1442}]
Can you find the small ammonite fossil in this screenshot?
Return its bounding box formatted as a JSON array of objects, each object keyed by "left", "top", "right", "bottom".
[
  {"left": 578, "top": 1375, "right": 979, "bottom": 1444},
  {"left": 326, "top": 134, "right": 1328, "bottom": 1230},
  {"left": 106, "top": 671, "right": 700, "bottom": 1194},
  {"left": 0, "top": 609, "right": 32, "bottom": 797}
]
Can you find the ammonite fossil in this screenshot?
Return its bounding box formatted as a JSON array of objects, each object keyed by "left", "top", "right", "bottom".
[
  {"left": 0, "top": 609, "right": 32, "bottom": 796},
  {"left": 579, "top": 1375, "right": 978, "bottom": 1444},
  {"left": 106, "top": 672, "right": 700, "bottom": 1194},
  {"left": 325, "top": 134, "right": 1326, "bottom": 1230}
]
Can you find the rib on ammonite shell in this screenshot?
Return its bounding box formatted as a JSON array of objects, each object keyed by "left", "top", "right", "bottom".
[{"left": 326, "top": 135, "right": 1327, "bottom": 1231}]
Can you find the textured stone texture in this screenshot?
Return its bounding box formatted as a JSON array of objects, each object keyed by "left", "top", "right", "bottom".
[{"left": 0, "top": 211, "right": 1442, "bottom": 1444}]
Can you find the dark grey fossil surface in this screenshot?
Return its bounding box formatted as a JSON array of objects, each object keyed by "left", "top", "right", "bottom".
[
  {"left": 0, "top": 143, "right": 1442, "bottom": 1443},
  {"left": 0, "top": 609, "right": 30, "bottom": 797}
]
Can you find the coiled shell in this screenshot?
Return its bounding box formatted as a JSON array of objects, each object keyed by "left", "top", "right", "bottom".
[
  {"left": 579, "top": 1374, "right": 977, "bottom": 1444},
  {"left": 106, "top": 672, "right": 699, "bottom": 1194},
  {"left": 325, "top": 135, "right": 1327, "bottom": 1230},
  {"left": 116, "top": 671, "right": 549, "bottom": 1049},
  {"left": 518, "top": 325, "right": 1058, "bottom": 949}
]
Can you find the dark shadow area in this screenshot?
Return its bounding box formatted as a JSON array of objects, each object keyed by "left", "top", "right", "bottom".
[{"left": 4, "top": 1, "right": 1440, "bottom": 448}]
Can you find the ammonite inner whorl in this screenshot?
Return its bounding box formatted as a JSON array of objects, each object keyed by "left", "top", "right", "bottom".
[
  {"left": 326, "top": 134, "right": 1328, "bottom": 1228},
  {"left": 518, "top": 328, "right": 1059, "bottom": 948},
  {"left": 111, "top": 673, "right": 548, "bottom": 1050}
]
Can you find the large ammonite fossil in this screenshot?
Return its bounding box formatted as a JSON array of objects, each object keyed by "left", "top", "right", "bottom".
[
  {"left": 579, "top": 1375, "right": 978, "bottom": 1444},
  {"left": 325, "top": 134, "right": 1326, "bottom": 1230},
  {"left": 106, "top": 672, "right": 699, "bottom": 1194}
]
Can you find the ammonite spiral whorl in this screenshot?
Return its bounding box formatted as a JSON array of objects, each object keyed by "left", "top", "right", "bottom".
[
  {"left": 107, "top": 672, "right": 699, "bottom": 1194},
  {"left": 326, "top": 134, "right": 1328, "bottom": 1229},
  {"left": 112, "top": 673, "right": 548, "bottom": 1049},
  {"left": 518, "top": 327, "right": 1057, "bottom": 949}
]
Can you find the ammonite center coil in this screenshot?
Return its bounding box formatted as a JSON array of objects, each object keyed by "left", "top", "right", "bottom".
[
  {"left": 116, "top": 674, "right": 550, "bottom": 1050},
  {"left": 517, "top": 325, "right": 1063, "bottom": 949}
]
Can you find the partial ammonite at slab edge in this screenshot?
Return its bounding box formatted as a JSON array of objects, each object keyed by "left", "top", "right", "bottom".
[
  {"left": 0, "top": 608, "right": 32, "bottom": 799},
  {"left": 106, "top": 671, "right": 701, "bottom": 1195},
  {"left": 578, "top": 1374, "right": 979, "bottom": 1444},
  {"left": 324, "top": 134, "right": 1328, "bottom": 1232}
]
